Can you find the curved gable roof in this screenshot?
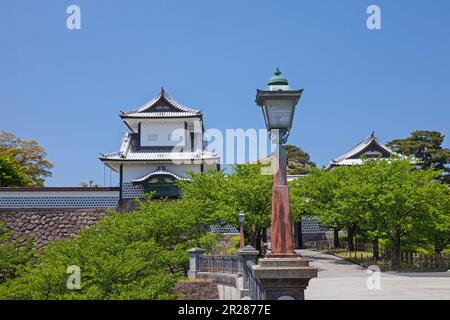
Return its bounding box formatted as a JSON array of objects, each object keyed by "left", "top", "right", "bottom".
[
  {"left": 329, "top": 132, "right": 403, "bottom": 167},
  {"left": 120, "top": 88, "right": 202, "bottom": 119}
]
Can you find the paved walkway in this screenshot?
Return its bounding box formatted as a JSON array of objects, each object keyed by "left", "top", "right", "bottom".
[{"left": 299, "top": 249, "right": 450, "bottom": 300}]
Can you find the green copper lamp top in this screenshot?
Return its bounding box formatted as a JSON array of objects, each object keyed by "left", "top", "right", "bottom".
[{"left": 268, "top": 67, "right": 289, "bottom": 86}]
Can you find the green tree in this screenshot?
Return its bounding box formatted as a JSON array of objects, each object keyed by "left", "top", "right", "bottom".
[
  {"left": 0, "top": 152, "right": 32, "bottom": 187},
  {"left": 413, "top": 184, "right": 450, "bottom": 254},
  {"left": 179, "top": 164, "right": 273, "bottom": 253},
  {"left": 387, "top": 130, "right": 450, "bottom": 183},
  {"left": 256, "top": 145, "right": 316, "bottom": 175},
  {"left": 291, "top": 159, "right": 450, "bottom": 267},
  {"left": 363, "top": 159, "right": 450, "bottom": 266},
  {"left": 0, "top": 197, "right": 218, "bottom": 299},
  {"left": 285, "top": 145, "right": 316, "bottom": 175},
  {"left": 290, "top": 167, "right": 368, "bottom": 251},
  {"left": 0, "top": 221, "right": 34, "bottom": 283},
  {"left": 0, "top": 131, "right": 53, "bottom": 186}
]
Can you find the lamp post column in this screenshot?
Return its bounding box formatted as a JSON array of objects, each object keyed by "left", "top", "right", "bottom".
[
  {"left": 269, "top": 130, "right": 296, "bottom": 257},
  {"left": 240, "top": 224, "right": 245, "bottom": 249}
]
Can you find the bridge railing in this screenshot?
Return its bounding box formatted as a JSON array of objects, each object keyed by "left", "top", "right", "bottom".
[
  {"left": 245, "top": 260, "right": 265, "bottom": 300},
  {"left": 199, "top": 255, "right": 241, "bottom": 274},
  {"left": 188, "top": 246, "right": 264, "bottom": 299}
]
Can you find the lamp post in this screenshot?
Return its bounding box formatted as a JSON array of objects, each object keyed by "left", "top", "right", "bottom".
[
  {"left": 238, "top": 211, "right": 245, "bottom": 249},
  {"left": 249, "top": 68, "right": 317, "bottom": 300},
  {"left": 255, "top": 68, "right": 303, "bottom": 258}
]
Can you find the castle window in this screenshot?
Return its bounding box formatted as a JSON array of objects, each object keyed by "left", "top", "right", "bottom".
[{"left": 148, "top": 134, "right": 158, "bottom": 142}]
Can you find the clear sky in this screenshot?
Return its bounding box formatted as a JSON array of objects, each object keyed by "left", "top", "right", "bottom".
[{"left": 1, "top": 0, "right": 449, "bottom": 186}]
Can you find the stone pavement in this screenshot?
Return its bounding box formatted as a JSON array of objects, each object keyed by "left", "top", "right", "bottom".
[{"left": 299, "top": 249, "right": 450, "bottom": 300}]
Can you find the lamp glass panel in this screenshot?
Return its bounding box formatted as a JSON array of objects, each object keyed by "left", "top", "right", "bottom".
[{"left": 264, "top": 104, "right": 294, "bottom": 129}]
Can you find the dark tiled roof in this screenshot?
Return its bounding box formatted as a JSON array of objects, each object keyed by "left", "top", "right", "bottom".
[
  {"left": 120, "top": 88, "right": 202, "bottom": 118},
  {"left": 329, "top": 132, "right": 402, "bottom": 167},
  {"left": 100, "top": 133, "right": 219, "bottom": 162},
  {"left": 132, "top": 166, "right": 190, "bottom": 184}
]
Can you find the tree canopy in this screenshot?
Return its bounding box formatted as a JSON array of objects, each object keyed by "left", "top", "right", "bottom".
[
  {"left": 0, "top": 131, "right": 53, "bottom": 186},
  {"left": 178, "top": 163, "right": 273, "bottom": 253},
  {"left": 387, "top": 130, "right": 450, "bottom": 183},
  {"left": 285, "top": 145, "right": 316, "bottom": 175},
  {"left": 290, "top": 158, "right": 450, "bottom": 266},
  {"left": 0, "top": 221, "right": 34, "bottom": 284},
  {"left": 0, "top": 152, "right": 32, "bottom": 187},
  {"left": 256, "top": 144, "right": 316, "bottom": 175},
  {"left": 0, "top": 197, "right": 218, "bottom": 299}
]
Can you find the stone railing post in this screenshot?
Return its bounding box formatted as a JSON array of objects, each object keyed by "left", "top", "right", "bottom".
[
  {"left": 187, "top": 247, "right": 204, "bottom": 279},
  {"left": 237, "top": 245, "right": 259, "bottom": 289}
]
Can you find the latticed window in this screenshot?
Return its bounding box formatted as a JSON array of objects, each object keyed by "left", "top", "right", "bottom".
[{"left": 143, "top": 183, "right": 181, "bottom": 198}]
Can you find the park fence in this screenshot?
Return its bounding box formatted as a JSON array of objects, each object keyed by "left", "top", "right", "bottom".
[{"left": 305, "top": 239, "right": 450, "bottom": 271}]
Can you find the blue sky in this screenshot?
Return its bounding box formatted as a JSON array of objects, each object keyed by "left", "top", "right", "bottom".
[{"left": 1, "top": 0, "right": 449, "bottom": 186}]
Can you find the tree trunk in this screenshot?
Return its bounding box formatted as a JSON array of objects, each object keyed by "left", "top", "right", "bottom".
[
  {"left": 254, "top": 230, "right": 262, "bottom": 255},
  {"left": 262, "top": 228, "right": 267, "bottom": 243},
  {"left": 391, "top": 237, "right": 401, "bottom": 269},
  {"left": 347, "top": 226, "right": 356, "bottom": 251},
  {"left": 333, "top": 229, "right": 340, "bottom": 249},
  {"left": 372, "top": 238, "right": 379, "bottom": 260},
  {"left": 434, "top": 239, "right": 445, "bottom": 254}
]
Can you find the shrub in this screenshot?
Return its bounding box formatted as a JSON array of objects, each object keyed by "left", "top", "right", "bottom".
[{"left": 0, "top": 197, "right": 217, "bottom": 300}]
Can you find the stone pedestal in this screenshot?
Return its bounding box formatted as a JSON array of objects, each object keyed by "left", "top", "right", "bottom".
[
  {"left": 237, "top": 245, "right": 259, "bottom": 299},
  {"left": 188, "top": 247, "right": 204, "bottom": 279},
  {"left": 252, "top": 257, "right": 317, "bottom": 300}
]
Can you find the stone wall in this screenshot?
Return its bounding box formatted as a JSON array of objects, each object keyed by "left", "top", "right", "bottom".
[{"left": 0, "top": 209, "right": 110, "bottom": 249}]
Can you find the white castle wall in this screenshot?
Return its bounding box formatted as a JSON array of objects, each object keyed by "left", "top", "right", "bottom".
[
  {"left": 122, "top": 163, "right": 202, "bottom": 182},
  {"left": 140, "top": 122, "right": 185, "bottom": 147}
]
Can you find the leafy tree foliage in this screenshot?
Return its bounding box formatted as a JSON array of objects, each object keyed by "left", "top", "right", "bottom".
[
  {"left": 0, "top": 131, "right": 53, "bottom": 186},
  {"left": 179, "top": 164, "right": 273, "bottom": 253},
  {"left": 387, "top": 130, "right": 450, "bottom": 183},
  {"left": 0, "top": 153, "right": 32, "bottom": 187},
  {"left": 0, "top": 197, "right": 218, "bottom": 299},
  {"left": 290, "top": 158, "right": 450, "bottom": 267},
  {"left": 285, "top": 145, "right": 316, "bottom": 175},
  {"left": 256, "top": 145, "right": 315, "bottom": 175},
  {"left": 0, "top": 221, "right": 34, "bottom": 283}
]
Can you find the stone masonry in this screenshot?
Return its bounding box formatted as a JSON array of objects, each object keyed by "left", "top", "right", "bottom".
[{"left": 0, "top": 209, "right": 110, "bottom": 249}]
